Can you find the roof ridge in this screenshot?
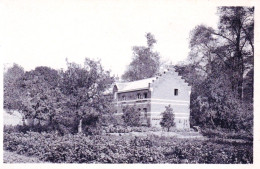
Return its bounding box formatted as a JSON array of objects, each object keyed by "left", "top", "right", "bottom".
[{"left": 117, "top": 77, "right": 156, "bottom": 84}]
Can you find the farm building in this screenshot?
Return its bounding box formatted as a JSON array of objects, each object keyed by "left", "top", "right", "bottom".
[{"left": 111, "top": 68, "right": 191, "bottom": 129}]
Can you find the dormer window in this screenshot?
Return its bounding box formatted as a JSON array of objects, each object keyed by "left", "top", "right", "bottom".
[{"left": 174, "top": 89, "right": 178, "bottom": 96}]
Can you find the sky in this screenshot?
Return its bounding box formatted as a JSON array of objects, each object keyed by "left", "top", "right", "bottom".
[{"left": 0, "top": 0, "right": 224, "bottom": 76}]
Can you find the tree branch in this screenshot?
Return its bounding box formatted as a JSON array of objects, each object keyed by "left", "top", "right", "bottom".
[
  {"left": 210, "top": 31, "right": 236, "bottom": 46},
  {"left": 212, "top": 51, "right": 232, "bottom": 69},
  {"left": 241, "top": 26, "right": 254, "bottom": 53},
  {"left": 240, "top": 38, "right": 247, "bottom": 51}
]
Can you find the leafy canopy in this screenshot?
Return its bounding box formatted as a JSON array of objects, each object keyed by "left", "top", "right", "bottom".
[
  {"left": 160, "top": 105, "right": 175, "bottom": 132},
  {"left": 122, "top": 105, "right": 141, "bottom": 127},
  {"left": 122, "top": 33, "right": 161, "bottom": 82}
]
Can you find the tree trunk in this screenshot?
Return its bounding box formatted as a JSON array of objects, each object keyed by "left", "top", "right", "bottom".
[
  {"left": 78, "top": 119, "right": 82, "bottom": 133},
  {"left": 235, "top": 16, "right": 243, "bottom": 100},
  {"left": 22, "top": 116, "right": 26, "bottom": 126},
  {"left": 210, "top": 115, "right": 216, "bottom": 129}
]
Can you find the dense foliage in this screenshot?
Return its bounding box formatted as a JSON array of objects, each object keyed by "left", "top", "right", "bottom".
[
  {"left": 16, "top": 66, "right": 63, "bottom": 130},
  {"left": 174, "top": 7, "right": 254, "bottom": 133},
  {"left": 59, "top": 58, "right": 114, "bottom": 133},
  {"left": 3, "top": 59, "right": 114, "bottom": 134},
  {"left": 4, "top": 151, "right": 44, "bottom": 163},
  {"left": 200, "top": 128, "right": 253, "bottom": 142},
  {"left": 4, "top": 132, "right": 253, "bottom": 163},
  {"left": 122, "top": 33, "right": 161, "bottom": 81},
  {"left": 122, "top": 106, "right": 141, "bottom": 127},
  {"left": 160, "top": 105, "right": 175, "bottom": 132},
  {"left": 4, "top": 64, "right": 25, "bottom": 112}
]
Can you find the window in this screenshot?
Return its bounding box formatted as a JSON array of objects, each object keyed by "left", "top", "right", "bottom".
[
  {"left": 143, "top": 108, "right": 147, "bottom": 117},
  {"left": 174, "top": 89, "right": 178, "bottom": 96},
  {"left": 122, "top": 95, "right": 126, "bottom": 100},
  {"left": 137, "top": 93, "right": 142, "bottom": 99},
  {"left": 144, "top": 93, "right": 148, "bottom": 98}
]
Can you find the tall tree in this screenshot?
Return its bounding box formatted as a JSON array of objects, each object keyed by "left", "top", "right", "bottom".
[
  {"left": 189, "top": 7, "right": 254, "bottom": 100},
  {"left": 16, "top": 66, "right": 64, "bottom": 129},
  {"left": 60, "top": 58, "right": 114, "bottom": 133},
  {"left": 4, "top": 64, "right": 25, "bottom": 113},
  {"left": 122, "top": 33, "right": 161, "bottom": 81},
  {"left": 216, "top": 7, "right": 254, "bottom": 100},
  {"left": 184, "top": 7, "right": 254, "bottom": 131}
]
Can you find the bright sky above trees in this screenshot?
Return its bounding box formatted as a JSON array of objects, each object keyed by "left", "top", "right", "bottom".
[{"left": 0, "top": 0, "right": 255, "bottom": 76}]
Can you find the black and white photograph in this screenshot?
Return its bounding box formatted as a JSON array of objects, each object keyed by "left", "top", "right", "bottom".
[{"left": 1, "top": 0, "right": 259, "bottom": 167}]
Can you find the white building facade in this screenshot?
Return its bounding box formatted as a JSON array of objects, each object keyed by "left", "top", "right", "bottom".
[{"left": 112, "top": 68, "right": 191, "bottom": 129}]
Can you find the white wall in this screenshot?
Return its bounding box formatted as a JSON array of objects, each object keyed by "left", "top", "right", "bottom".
[{"left": 150, "top": 70, "right": 191, "bottom": 129}]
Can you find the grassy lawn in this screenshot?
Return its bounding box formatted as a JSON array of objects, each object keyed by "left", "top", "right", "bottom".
[{"left": 109, "top": 131, "right": 203, "bottom": 139}]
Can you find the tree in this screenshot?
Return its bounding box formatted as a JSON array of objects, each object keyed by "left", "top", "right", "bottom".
[
  {"left": 189, "top": 7, "right": 254, "bottom": 100},
  {"left": 160, "top": 105, "right": 175, "bottom": 132},
  {"left": 184, "top": 7, "right": 254, "bottom": 132},
  {"left": 122, "top": 105, "right": 141, "bottom": 127},
  {"left": 122, "top": 33, "right": 161, "bottom": 81},
  {"left": 59, "top": 58, "right": 114, "bottom": 133},
  {"left": 4, "top": 63, "right": 25, "bottom": 112},
  {"left": 243, "top": 68, "right": 253, "bottom": 103},
  {"left": 216, "top": 7, "right": 254, "bottom": 100},
  {"left": 16, "top": 66, "right": 64, "bottom": 130}
]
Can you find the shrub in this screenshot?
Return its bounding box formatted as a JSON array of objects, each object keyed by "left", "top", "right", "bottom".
[
  {"left": 103, "top": 126, "right": 131, "bottom": 133},
  {"left": 4, "top": 124, "right": 35, "bottom": 133},
  {"left": 4, "top": 125, "right": 19, "bottom": 133},
  {"left": 122, "top": 106, "right": 141, "bottom": 127},
  {"left": 160, "top": 105, "right": 175, "bottom": 132},
  {"left": 200, "top": 128, "right": 253, "bottom": 141},
  {"left": 100, "top": 114, "right": 124, "bottom": 127},
  {"left": 4, "top": 132, "right": 253, "bottom": 163},
  {"left": 102, "top": 126, "right": 162, "bottom": 134}
]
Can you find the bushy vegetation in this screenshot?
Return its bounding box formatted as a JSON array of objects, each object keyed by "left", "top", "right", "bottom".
[
  {"left": 160, "top": 105, "right": 175, "bottom": 132},
  {"left": 4, "top": 132, "right": 252, "bottom": 163},
  {"left": 174, "top": 7, "right": 254, "bottom": 134},
  {"left": 122, "top": 33, "right": 161, "bottom": 82},
  {"left": 4, "top": 151, "right": 44, "bottom": 163},
  {"left": 102, "top": 126, "right": 162, "bottom": 133},
  {"left": 122, "top": 106, "right": 141, "bottom": 127},
  {"left": 200, "top": 128, "right": 253, "bottom": 141},
  {"left": 4, "top": 58, "right": 114, "bottom": 135}
]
